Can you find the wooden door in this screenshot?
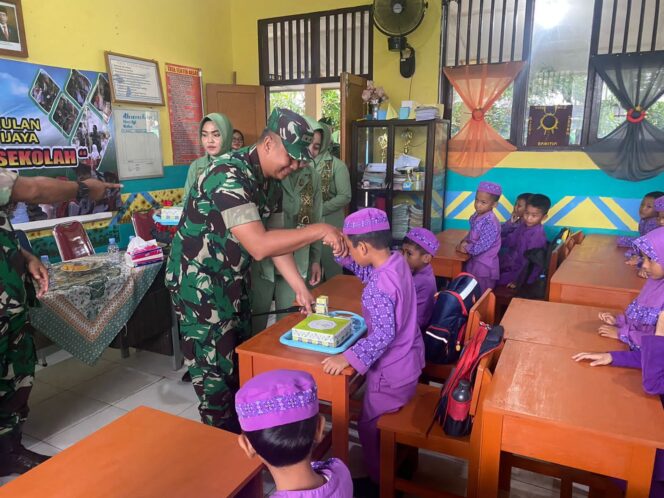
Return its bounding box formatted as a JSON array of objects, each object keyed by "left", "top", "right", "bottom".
[
  {"left": 340, "top": 72, "right": 367, "bottom": 167},
  {"left": 205, "top": 84, "right": 266, "bottom": 146}
]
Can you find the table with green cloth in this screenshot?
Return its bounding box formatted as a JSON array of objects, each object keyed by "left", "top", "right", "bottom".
[{"left": 28, "top": 254, "right": 163, "bottom": 365}]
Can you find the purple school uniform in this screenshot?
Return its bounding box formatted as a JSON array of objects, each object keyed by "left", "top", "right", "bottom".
[
  {"left": 501, "top": 218, "right": 521, "bottom": 240},
  {"left": 616, "top": 228, "right": 664, "bottom": 350},
  {"left": 271, "top": 458, "right": 353, "bottom": 498},
  {"left": 413, "top": 264, "right": 437, "bottom": 332},
  {"left": 463, "top": 211, "right": 501, "bottom": 293},
  {"left": 611, "top": 335, "right": 664, "bottom": 497},
  {"left": 498, "top": 223, "right": 547, "bottom": 286},
  {"left": 617, "top": 217, "right": 659, "bottom": 259},
  {"left": 338, "top": 252, "right": 424, "bottom": 483}
]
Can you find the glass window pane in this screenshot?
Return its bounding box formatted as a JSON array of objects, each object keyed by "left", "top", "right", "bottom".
[
  {"left": 269, "top": 89, "right": 305, "bottom": 115},
  {"left": 524, "top": 0, "right": 594, "bottom": 145}
]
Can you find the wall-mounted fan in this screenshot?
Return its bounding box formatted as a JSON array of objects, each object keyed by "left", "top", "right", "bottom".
[{"left": 373, "top": 0, "right": 428, "bottom": 78}]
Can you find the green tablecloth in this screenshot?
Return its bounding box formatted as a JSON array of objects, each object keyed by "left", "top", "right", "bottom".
[{"left": 29, "top": 254, "right": 163, "bottom": 365}]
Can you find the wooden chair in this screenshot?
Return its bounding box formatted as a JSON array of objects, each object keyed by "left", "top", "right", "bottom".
[
  {"left": 570, "top": 230, "right": 585, "bottom": 245},
  {"left": 52, "top": 221, "right": 95, "bottom": 261},
  {"left": 421, "top": 289, "right": 495, "bottom": 384},
  {"left": 132, "top": 209, "right": 157, "bottom": 240},
  {"left": 379, "top": 352, "right": 499, "bottom": 498}
]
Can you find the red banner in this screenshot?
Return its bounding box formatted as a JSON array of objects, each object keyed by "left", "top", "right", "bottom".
[{"left": 165, "top": 63, "right": 203, "bottom": 165}]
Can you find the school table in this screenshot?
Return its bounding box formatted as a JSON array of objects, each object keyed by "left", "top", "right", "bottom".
[
  {"left": 549, "top": 256, "right": 644, "bottom": 309},
  {"left": 500, "top": 298, "right": 627, "bottom": 352},
  {"left": 0, "top": 406, "right": 264, "bottom": 498},
  {"left": 237, "top": 275, "right": 364, "bottom": 463},
  {"left": 431, "top": 229, "right": 470, "bottom": 278},
  {"left": 477, "top": 340, "right": 664, "bottom": 498},
  {"left": 567, "top": 234, "right": 624, "bottom": 263}
]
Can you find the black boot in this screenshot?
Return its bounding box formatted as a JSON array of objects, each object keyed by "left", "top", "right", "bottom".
[{"left": 0, "top": 432, "right": 50, "bottom": 476}]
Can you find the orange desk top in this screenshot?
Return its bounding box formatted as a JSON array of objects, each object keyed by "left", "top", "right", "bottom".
[
  {"left": 501, "top": 299, "right": 626, "bottom": 352},
  {"left": 485, "top": 340, "right": 664, "bottom": 449},
  {"left": 567, "top": 234, "right": 624, "bottom": 263},
  {"left": 0, "top": 407, "right": 263, "bottom": 498},
  {"left": 433, "top": 229, "right": 470, "bottom": 263},
  {"left": 550, "top": 259, "right": 644, "bottom": 294}
]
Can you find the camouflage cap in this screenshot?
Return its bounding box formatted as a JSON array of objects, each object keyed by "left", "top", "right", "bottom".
[{"left": 266, "top": 107, "right": 314, "bottom": 161}]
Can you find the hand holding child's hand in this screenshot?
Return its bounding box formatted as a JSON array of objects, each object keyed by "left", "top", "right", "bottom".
[
  {"left": 572, "top": 352, "right": 613, "bottom": 366},
  {"left": 322, "top": 354, "right": 350, "bottom": 375},
  {"left": 598, "top": 312, "right": 616, "bottom": 325},
  {"left": 598, "top": 324, "right": 619, "bottom": 339}
]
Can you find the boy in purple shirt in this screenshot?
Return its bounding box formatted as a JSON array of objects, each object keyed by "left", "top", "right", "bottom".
[
  {"left": 501, "top": 192, "right": 531, "bottom": 240},
  {"left": 322, "top": 208, "right": 424, "bottom": 495},
  {"left": 619, "top": 191, "right": 663, "bottom": 262},
  {"left": 498, "top": 194, "right": 550, "bottom": 288},
  {"left": 402, "top": 227, "right": 439, "bottom": 332},
  {"left": 235, "top": 369, "right": 353, "bottom": 497},
  {"left": 574, "top": 312, "right": 664, "bottom": 497},
  {"left": 457, "top": 181, "right": 502, "bottom": 293},
  {"left": 657, "top": 195, "right": 664, "bottom": 228}
]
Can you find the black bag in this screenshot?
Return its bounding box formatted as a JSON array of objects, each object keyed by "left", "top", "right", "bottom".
[
  {"left": 423, "top": 273, "right": 483, "bottom": 365},
  {"left": 431, "top": 323, "right": 504, "bottom": 437},
  {"left": 515, "top": 227, "right": 570, "bottom": 300}
]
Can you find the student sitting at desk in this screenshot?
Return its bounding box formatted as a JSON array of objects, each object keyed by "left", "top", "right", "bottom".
[
  {"left": 618, "top": 191, "right": 663, "bottom": 264},
  {"left": 597, "top": 227, "right": 664, "bottom": 351},
  {"left": 401, "top": 227, "right": 438, "bottom": 332},
  {"left": 574, "top": 311, "right": 664, "bottom": 498},
  {"left": 656, "top": 195, "right": 664, "bottom": 228}
]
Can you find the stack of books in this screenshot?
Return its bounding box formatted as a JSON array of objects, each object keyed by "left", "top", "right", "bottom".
[{"left": 415, "top": 105, "right": 441, "bottom": 121}]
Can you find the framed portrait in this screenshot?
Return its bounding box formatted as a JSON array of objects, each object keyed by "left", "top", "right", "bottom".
[
  {"left": 0, "top": 0, "right": 28, "bottom": 58},
  {"left": 104, "top": 51, "right": 165, "bottom": 106}
]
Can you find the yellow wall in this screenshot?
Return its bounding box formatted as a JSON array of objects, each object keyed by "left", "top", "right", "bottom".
[
  {"left": 230, "top": 0, "right": 441, "bottom": 106},
  {"left": 17, "top": 0, "right": 234, "bottom": 166}
]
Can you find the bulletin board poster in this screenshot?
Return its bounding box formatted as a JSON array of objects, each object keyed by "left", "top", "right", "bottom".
[
  {"left": 165, "top": 63, "right": 203, "bottom": 165},
  {"left": 0, "top": 58, "right": 120, "bottom": 223}
]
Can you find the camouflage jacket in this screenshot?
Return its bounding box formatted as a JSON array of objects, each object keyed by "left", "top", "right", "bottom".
[
  {"left": 165, "top": 146, "right": 281, "bottom": 298},
  {"left": 0, "top": 169, "right": 29, "bottom": 319}
]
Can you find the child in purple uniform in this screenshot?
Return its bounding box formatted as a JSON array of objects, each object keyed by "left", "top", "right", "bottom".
[
  {"left": 618, "top": 191, "right": 663, "bottom": 262},
  {"left": 402, "top": 227, "right": 439, "bottom": 332},
  {"left": 501, "top": 192, "right": 531, "bottom": 240},
  {"left": 656, "top": 196, "right": 664, "bottom": 228},
  {"left": 498, "top": 194, "right": 550, "bottom": 288},
  {"left": 322, "top": 208, "right": 424, "bottom": 496},
  {"left": 457, "top": 181, "right": 503, "bottom": 293},
  {"left": 597, "top": 227, "right": 664, "bottom": 350},
  {"left": 235, "top": 369, "right": 353, "bottom": 498},
  {"left": 573, "top": 312, "right": 664, "bottom": 498}
]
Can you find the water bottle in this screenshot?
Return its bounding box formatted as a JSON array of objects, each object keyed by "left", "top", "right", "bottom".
[
  {"left": 40, "top": 255, "right": 53, "bottom": 288},
  {"left": 107, "top": 237, "right": 120, "bottom": 264},
  {"left": 452, "top": 379, "right": 472, "bottom": 403}
]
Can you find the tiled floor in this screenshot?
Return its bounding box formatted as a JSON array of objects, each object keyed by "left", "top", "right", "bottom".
[{"left": 1, "top": 347, "right": 590, "bottom": 497}]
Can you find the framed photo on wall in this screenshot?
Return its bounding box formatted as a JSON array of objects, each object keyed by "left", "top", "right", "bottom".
[
  {"left": 104, "top": 51, "right": 165, "bottom": 106},
  {"left": 0, "top": 0, "right": 28, "bottom": 58}
]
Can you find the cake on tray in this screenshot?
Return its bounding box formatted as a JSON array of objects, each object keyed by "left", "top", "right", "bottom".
[{"left": 291, "top": 313, "right": 352, "bottom": 348}]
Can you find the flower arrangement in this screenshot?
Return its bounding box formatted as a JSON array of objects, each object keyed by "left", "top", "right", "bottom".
[{"left": 361, "top": 81, "right": 388, "bottom": 104}]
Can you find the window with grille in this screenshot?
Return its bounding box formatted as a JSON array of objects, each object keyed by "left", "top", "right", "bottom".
[{"left": 258, "top": 6, "right": 373, "bottom": 86}]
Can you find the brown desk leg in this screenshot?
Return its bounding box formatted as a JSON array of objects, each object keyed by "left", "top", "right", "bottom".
[
  {"left": 330, "top": 375, "right": 350, "bottom": 463},
  {"left": 477, "top": 410, "right": 503, "bottom": 498},
  {"left": 548, "top": 283, "right": 562, "bottom": 303},
  {"left": 625, "top": 446, "right": 656, "bottom": 498},
  {"left": 238, "top": 354, "right": 253, "bottom": 386},
  {"left": 380, "top": 430, "right": 396, "bottom": 498},
  {"left": 234, "top": 470, "right": 264, "bottom": 498}
]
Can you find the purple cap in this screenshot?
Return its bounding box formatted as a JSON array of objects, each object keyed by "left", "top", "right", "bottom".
[
  {"left": 405, "top": 227, "right": 440, "bottom": 255},
  {"left": 655, "top": 195, "right": 664, "bottom": 212},
  {"left": 477, "top": 181, "right": 502, "bottom": 197},
  {"left": 343, "top": 208, "right": 390, "bottom": 235},
  {"left": 235, "top": 369, "right": 318, "bottom": 432}
]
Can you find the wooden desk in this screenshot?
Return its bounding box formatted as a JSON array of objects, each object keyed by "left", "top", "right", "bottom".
[
  {"left": 0, "top": 407, "right": 263, "bottom": 498},
  {"left": 567, "top": 234, "right": 624, "bottom": 263},
  {"left": 501, "top": 299, "right": 626, "bottom": 352},
  {"left": 478, "top": 341, "right": 664, "bottom": 498},
  {"left": 549, "top": 258, "right": 643, "bottom": 309},
  {"left": 432, "top": 229, "right": 469, "bottom": 278},
  {"left": 237, "top": 275, "right": 364, "bottom": 463}
]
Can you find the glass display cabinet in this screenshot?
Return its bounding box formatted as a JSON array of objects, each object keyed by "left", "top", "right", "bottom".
[{"left": 350, "top": 119, "right": 450, "bottom": 242}]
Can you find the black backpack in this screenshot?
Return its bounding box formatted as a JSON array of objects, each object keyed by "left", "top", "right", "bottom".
[
  {"left": 429, "top": 323, "right": 504, "bottom": 437},
  {"left": 423, "top": 273, "right": 483, "bottom": 365},
  {"left": 515, "top": 227, "right": 570, "bottom": 300}
]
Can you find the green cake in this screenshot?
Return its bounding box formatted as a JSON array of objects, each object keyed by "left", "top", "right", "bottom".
[{"left": 291, "top": 313, "right": 352, "bottom": 347}]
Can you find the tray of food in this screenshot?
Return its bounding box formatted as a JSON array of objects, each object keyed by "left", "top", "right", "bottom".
[{"left": 59, "top": 260, "right": 102, "bottom": 274}]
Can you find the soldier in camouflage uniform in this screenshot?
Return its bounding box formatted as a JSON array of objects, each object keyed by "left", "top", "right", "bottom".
[
  {"left": 165, "top": 108, "right": 346, "bottom": 433},
  {"left": 0, "top": 170, "right": 120, "bottom": 475}
]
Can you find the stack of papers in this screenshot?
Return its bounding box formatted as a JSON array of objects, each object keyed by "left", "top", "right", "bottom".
[
  {"left": 409, "top": 205, "right": 424, "bottom": 228},
  {"left": 392, "top": 203, "right": 410, "bottom": 240},
  {"left": 415, "top": 105, "right": 440, "bottom": 121},
  {"left": 361, "top": 163, "right": 387, "bottom": 188}
]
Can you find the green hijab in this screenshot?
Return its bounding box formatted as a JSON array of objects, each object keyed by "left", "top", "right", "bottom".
[
  {"left": 200, "top": 112, "right": 233, "bottom": 157},
  {"left": 303, "top": 116, "right": 332, "bottom": 166}
]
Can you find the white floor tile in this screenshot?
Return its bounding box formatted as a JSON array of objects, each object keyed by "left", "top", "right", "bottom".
[
  {"left": 45, "top": 405, "right": 127, "bottom": 450},
  {"left": 115, "top": 350, "right": 186, "bottom": 381},
  {"left": 28, "top": 380, "right": 62, "bottom": 406},
  {"left": 20, "top": 434, "right": 40, "bottom": 449},
  {"left": 114, "top": 378, "right": 198, "bottom": 415},
  {"left": 99, "top": 347, "right": 128, "bottom": 363},
  {"left": 34, "top": 357, "right": 116, "bottom": 389},
  {"left": 26, "top": 440, "right": 61, "bottom": 457},
  {"left": 24, "top": 391, "right": 110, "bottom": 440},
  {"left": 70, "top": 365, "right": 161, "bottom": 405},
  {"left": 176, "top": 403, "right": 202, "bottom": 422}
]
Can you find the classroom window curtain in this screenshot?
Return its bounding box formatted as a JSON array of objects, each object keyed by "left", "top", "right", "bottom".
[
  {"left": 444, "top": 61, "right": 524, "bottom": 177},
  {"left": 585, "top": 51, "right": 664, "bottom": 181}
]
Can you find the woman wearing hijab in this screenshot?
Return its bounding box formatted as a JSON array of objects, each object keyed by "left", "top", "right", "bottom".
[{"left": 182, "top": 113, "right": 233, "bottom": 204}]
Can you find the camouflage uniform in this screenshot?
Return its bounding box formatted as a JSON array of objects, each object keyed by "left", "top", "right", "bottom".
[
  {"left": 165, "top": 108, "right": 313, "bottom": 432},
  {"left": 0, "top": 170, "right": 37, "bottom": 440}
]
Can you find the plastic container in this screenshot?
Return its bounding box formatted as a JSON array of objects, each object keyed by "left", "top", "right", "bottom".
[{"left": 107, "top": 237, "right": 120, "bottom": 264}]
